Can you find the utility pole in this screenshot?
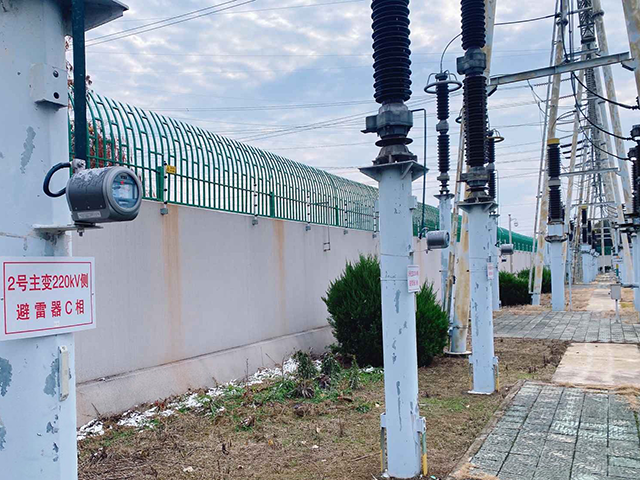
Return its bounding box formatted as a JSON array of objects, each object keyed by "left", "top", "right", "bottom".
[
  {"left": 488, "top": 131, "right": 501, "bottom": 311},
  {"left": 622, "top": 0, "right": 640, "bottom": 311},
  {"left": 593, "top": 0, "right": 635, "bottom": 234},
  {"left": 546, "top": 139, "right": 566, "bottom": 311},
  {"left": 532, "top": 0, "right": 568, "bottom": 305},
  {"left": 457, "top": 0, "right": 497, "bottom": 394},
  {"left": 0, "top": 1, "right": 126, "bottom": 479},
  {"left": 425, "top": 72, "right": 460, "bottom": 306},
  {"left": 508, "top": 214, "right": 514, "bottom": 273},
  {"left": 361, "top": 1, "right": 426, "bottom": 477},
  {"left": 447, "top": 0, "right": 496, "bottom": 357},
  {"left": 562, "top": 73, "right": 584, "bottom": 273}
]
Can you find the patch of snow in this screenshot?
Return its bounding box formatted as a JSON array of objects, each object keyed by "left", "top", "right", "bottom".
[
  {"left": 76, "top": 356, "right": 335, "bottom": 440},
  {"left": 117, "top": 407, "right": 158, "bottom": 428},
  {"left": 77, "top": 419, "right": 106, "bottom": 441}
]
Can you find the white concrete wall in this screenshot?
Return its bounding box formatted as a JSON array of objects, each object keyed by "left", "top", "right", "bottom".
[
  {"left": 72, "top": 201, "right": 443, "bottom": 422},
  {"left": 73, "top": 200, "right": 537, "bottom": 422},
  {"left": 498, "top": 251, "right": 532, "bottom": 274}
]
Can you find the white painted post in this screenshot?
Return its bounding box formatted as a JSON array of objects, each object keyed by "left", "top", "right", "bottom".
[
  {"left": 436, "top": 194, "right": 454, "bottom": 306},
  {"left": 0, "top": 2, "right": 124, "bottom": 478},
  {"left": 548, "top": 224, "right": 565, "bottom": 311},
  {"left": 582, "top": 245, "right": 592, "bottom": 284},
  {"left": 490, "top": 213, "right": 500, "bottom": 311},
  {"left": 362, "top": 163, "right": 424, "bottom": 479},
  {"left": 463, "top": 204, "right": 497, "bottom": 394}
]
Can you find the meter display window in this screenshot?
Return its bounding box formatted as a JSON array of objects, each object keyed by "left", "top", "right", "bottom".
[{"left": 112, "top": 173, "right": 139, "bottom": 209}]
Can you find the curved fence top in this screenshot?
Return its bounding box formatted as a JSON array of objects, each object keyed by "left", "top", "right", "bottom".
[{"left": 69, "top": 89, "right": 532, "bottom": 251}]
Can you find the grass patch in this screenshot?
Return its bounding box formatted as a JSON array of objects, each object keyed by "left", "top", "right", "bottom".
[{"left": 79, "top": 339, "right": 568, "bottom": 480}]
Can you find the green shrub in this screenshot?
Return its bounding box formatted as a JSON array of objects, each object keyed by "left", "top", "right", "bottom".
[
  {"left": 415, "top": 283, "right": 450, "bottom": 366},
  {"left": 499, "top": 271, "right": 532, "bottom": 306},
  {"left": 323, "top": 255, "right": 449, "bottom": 368},
  {"left": 517, "top": 267, "right": 551, "bottom": 294}
]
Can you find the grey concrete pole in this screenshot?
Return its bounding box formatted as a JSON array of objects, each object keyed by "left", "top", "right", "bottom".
[
  {"left": 491, "top": 213, "right": 500, "bottom": 311},
  {"left": 549, "top": 224, "right": 566, "bottom": 311},
  {"left": 0, "top": 3, "right": 77, "bottom": 477},
  {"left": 509, "top": 214, "right": 514, "bottom": 273},
  {"left": 463, "top": 203, "right": 498, "bottom": 393},
  {"left": 622, "top": 0, "right": 640, "bottom": 100},
  {"left": 437, "top": 194, "right": 454, "bottom": 306},
  {"left": 362, "top": 162, "right": 426, "bottom": 478}
]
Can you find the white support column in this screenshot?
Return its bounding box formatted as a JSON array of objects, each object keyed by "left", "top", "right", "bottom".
[
  {"left": 548, "top": 224, "right": 566, "bottom": 311},
  {"left": 622, "top": 0, "right": 640, "bottom": 99},
  {"left": 490, "top": 213, "right": 500, "bottom": 311},
  {"left": 582, "top": 245, "right": 592, "bottom": 284},
  {"left": 437, "top": 194, "right": 454, "bottom": 306},
  {"left": 464, "top": 204, "right": 497, "bottom": 394},
  {"left": 361, "top": 161, "right": 425, "bottom": 479},
  {"left": 0, "top": 2, "right": 75, "bottom": 477},
  {"left": 378, "top": 166, "right": 422, "bottom": 478}
]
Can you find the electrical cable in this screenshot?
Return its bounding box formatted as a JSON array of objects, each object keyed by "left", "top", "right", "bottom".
[
  {"left": 88, "top": 0, "right": 242, "bottom": 43},
  {"left": 571, "top": 72, "right": 638, "bottom": 110},
  {"left": 495, "top": 13, "right": 557, "bottom": 26},
  {"left": 87, "top": 1, "right": 256, "bottom": 46}
]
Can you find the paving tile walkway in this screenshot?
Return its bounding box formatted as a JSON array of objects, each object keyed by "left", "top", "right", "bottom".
[
  {"left": 466, "top": 383, "right": 640, "bottom": 480},
  {"left": 494, "top": 312, "right": 640, "bottom": 344}
]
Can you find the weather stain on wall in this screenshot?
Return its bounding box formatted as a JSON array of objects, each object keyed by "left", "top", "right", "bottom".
[
  {"left": 0, "top": 358, "right": 12, "bottom": 397},
  {"left": 20, "top": 127, "right": 36, "bottom": 174},
  {"left": 44, "top": 357, "right": 59, "bottom": 397}
]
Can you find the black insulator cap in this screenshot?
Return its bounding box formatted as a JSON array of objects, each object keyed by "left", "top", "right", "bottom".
[
  {"left": 460, "top": 0, "right": 486, "bottom": 50},
  {"left": 371, "top": 0, "right": 413, "bottom": 104},
  {"left": 487, "top": 135, "right": 495, "bottom": 164},
  {"left": 489, "top": 170, "right": 496, "bottom": 200},
  {"left": 438, "top": 134, "right": 450, "bottom": 174},
  {"left": 436, "top": 83, "right": 450, "bottom": 121},
  {"left": 549, "top": 189, "right": 562, "bottom": 221},
  {"left": 547, "top": 139, "right": 561, "bottom": 178}
]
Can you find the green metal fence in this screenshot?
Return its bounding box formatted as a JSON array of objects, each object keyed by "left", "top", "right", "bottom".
[{"left": 68, "top": 89, "right": 533, "bottom": 251}]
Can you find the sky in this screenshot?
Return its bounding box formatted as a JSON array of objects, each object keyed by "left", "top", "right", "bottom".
[{"left": 82, "top": 0, "right": 640, "bottom": 236}]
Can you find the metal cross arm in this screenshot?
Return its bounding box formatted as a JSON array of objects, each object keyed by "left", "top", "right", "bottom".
[
  {"left": 489, "top": 52, "right": 632, "bottom": 87},
  {"left": 561, "top": 167, "right": 619, "bottom": 177}
]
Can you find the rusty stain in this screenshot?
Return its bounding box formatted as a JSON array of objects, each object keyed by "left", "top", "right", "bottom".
[
  {"left": 162, "top": 204, "right": 185, "bottom": 364},
  {"left": 273, "top": 220, "right": 287, "bottom": 331},
  {"left": 20, "top": 127, "right": 36, "bottom": 174},
  {"left": 0, "top": 358, "right": 11, "bottom": 396}
]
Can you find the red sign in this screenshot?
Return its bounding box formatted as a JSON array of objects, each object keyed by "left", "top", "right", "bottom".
[
  {"left": 407, "top": 265, "right": 421, "bottom": 293},
  {"left": 1, "top": 257, "right": 96, "bottom": 341}
]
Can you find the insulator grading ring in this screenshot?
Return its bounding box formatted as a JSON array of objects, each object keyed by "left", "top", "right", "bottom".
[{"left": 424, "top": 77, "right": 463, "bottom": 95}]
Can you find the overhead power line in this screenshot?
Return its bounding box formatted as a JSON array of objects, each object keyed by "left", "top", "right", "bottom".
[{"left": 86, "top": 0, "right": 367, "bottom": 46}]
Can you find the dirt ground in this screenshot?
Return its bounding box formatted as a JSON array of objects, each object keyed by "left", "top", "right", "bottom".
[{"left": 78, "top": 339, "right": 567, "bottom": 480}]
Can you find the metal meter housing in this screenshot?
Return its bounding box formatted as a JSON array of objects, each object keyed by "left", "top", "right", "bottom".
[{"left": 66, "top": 166, "right": 142, "bottom": 223}]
